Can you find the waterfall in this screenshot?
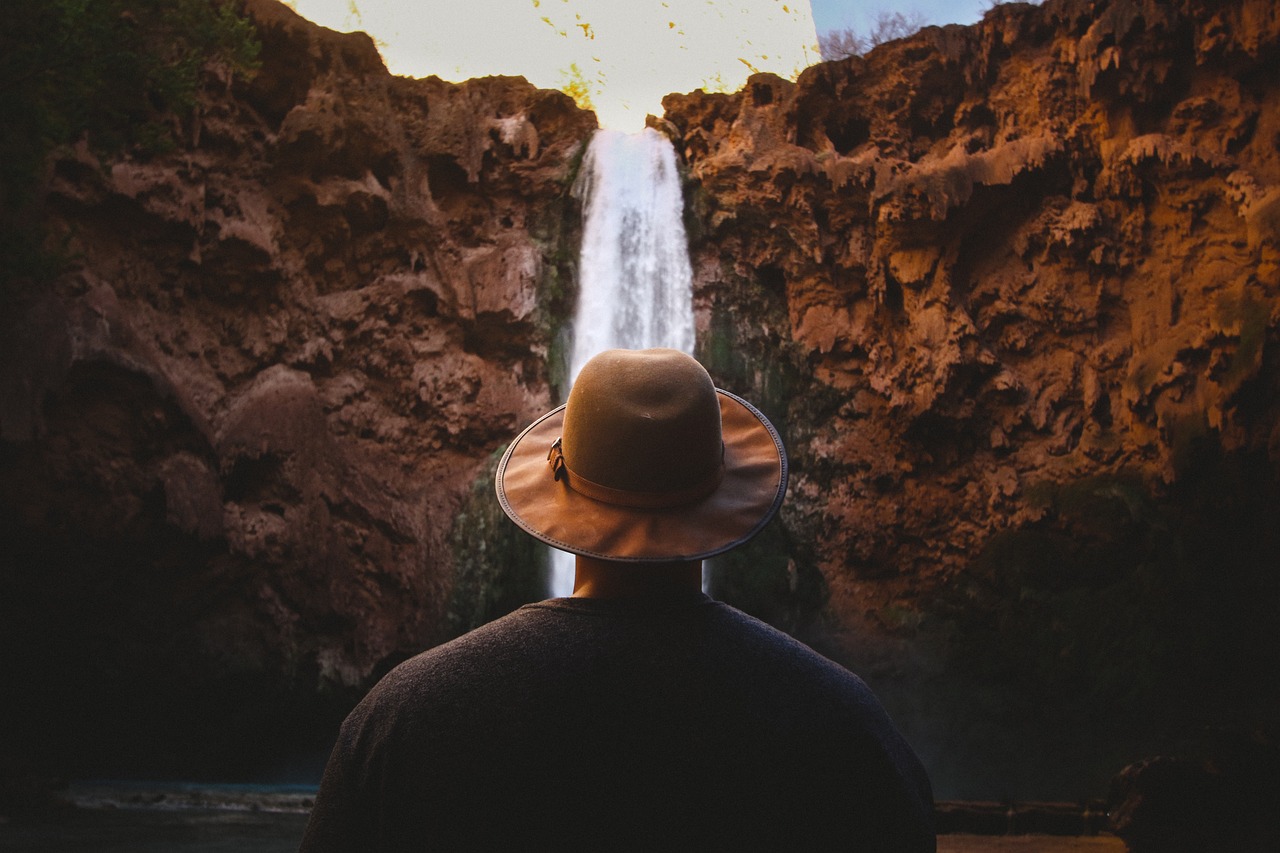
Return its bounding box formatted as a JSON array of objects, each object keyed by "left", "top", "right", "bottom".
[{"left": 548, "top": 128, "right": 696, "bottom": 598}]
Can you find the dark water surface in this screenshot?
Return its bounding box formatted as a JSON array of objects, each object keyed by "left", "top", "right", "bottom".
[
  {"left": 0, "top": 783, "right": 311, "bottom": 852},
  {"left": 0, "top": 812, "right": 1125, "bottom": 853},
  {"left": 0, "top": 783, "right": 1125, "bottom": 852},
  {"left": 0, "top": 809, "right": 309, "bottom": 852}
]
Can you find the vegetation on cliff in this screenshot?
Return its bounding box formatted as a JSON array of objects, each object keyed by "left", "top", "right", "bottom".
[{"left": 1, "top": 0, "right": 260, "bottom": 293}]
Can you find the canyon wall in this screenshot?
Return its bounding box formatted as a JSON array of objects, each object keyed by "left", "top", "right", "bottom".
[
  {"left": 665, "top": 0, "right": 1280, "bottom": 796},
  {"left": 0, "top": 0, "right": 593, "bottom": 778},
  {"left": 1, "top": 0, "right": 1278, "bottom": 800}
]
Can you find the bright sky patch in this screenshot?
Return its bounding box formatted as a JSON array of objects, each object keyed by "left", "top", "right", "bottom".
[{"left": 285, "top": 0, "right": 819, "bottom": 131}]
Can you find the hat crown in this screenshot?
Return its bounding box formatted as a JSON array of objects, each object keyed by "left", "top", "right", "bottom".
[{"left": 562, "top": 349, "right": 722, "bottom": 496}]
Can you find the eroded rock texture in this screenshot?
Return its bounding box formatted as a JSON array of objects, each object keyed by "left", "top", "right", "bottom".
[
  {"left": 665, "top": 0, "right": 1280, "bottom": 796},
  {"left": 0, "top": 0, "right": 592, "bottom": 777},
  {"left": 2, "top": 0, "right": 1278, "bottom": 800}
]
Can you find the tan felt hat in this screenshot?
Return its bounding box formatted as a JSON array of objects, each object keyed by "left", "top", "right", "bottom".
[{"left": 495, "top": 348, "right": 787, "bottom": 562}]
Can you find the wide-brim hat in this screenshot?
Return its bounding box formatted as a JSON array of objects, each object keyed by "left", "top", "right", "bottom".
[{"left": 495, "top": 348, "right": 787, "bottom": 562}]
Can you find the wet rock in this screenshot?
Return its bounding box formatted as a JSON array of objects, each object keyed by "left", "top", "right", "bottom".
[{"left": 1109, "top": 733, "right": 1280, "bottom": 853}]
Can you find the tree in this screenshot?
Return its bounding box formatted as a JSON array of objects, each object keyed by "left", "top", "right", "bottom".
[
  {"left": 984, "top": 0, "right": 1046, "bottom": 10},
  {"left": 818, "top": 9, "right": 930, "bottom": 61},
  {"left": 558, "top": 62, "right": 597, "bottom": 113}
]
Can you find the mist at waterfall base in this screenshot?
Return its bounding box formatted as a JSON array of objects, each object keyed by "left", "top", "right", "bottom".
[{"left": 547, "top": 128, "right": 696, "bottom": 598}]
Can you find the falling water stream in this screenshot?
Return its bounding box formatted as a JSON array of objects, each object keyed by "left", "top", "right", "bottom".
[{"left": 548, "top": 128, "right": 696, "bottom": 598}]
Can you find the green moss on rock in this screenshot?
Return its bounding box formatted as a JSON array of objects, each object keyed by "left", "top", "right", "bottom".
[
  {"left": 705, "top": 517, "right": 827, "bottom": 637},
  {"left": 696, "top": 267, "right": 830, "bottom": 635},
  {"left": 446, "top": 448, "right": 547, "bottom": 636},
  {"left": 529, "top": 184, "right": 582, "bottom": 403}
]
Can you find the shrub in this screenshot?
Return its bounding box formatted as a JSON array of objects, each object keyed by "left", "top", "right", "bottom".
[{"left": 1, "top": 0, "right": 260, "bottom": 294}]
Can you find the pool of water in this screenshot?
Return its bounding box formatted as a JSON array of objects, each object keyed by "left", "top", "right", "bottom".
[
  {"left": 0, "top": 782, "right": 313, "bottom": 852},
  {"left": 0, "top": 808, "right": 309, "bottom": 852},
  {"left": 0, "top": 782, "right": 1126, "bottom": 852}
]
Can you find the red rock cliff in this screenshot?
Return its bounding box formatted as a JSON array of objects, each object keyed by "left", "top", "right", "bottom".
[
  {"left": 663, "top": 0, "right": 1280, "bottom": 796},
  {"left": 0, "top": 0, "right": 593, "bottom": 777}
]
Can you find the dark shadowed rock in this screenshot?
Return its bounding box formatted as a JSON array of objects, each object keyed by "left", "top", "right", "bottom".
[
  {"left": 0, "top": 0, "right": 593, "bottom": 778},
  {"left": 1108, "top": 732, "right": 1280, "bottom": 853}
]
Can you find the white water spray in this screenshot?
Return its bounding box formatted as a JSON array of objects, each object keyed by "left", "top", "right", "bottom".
[{"left": 548, "top": 128, "right": 695, "bottom": 597}]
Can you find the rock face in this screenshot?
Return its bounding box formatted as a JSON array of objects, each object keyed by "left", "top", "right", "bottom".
[
  {"left": 0, "top": 0, "right": 592, "bottom": 777},
  {"left": 663, "top": 0, "right": 1280, "bottom": 798},
  {"left": 2, "top": 0, "right": 1278, "bottom": 800}
]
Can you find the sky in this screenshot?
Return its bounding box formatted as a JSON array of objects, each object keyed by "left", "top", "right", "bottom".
[
  {"left": 285, "top": 1, "right": 1000, "bottom": 130},
  {"left": 810, "top": 0, "right": 995, "bottom": 37}
]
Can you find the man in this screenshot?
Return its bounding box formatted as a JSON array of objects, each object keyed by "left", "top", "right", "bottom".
[{"left": 300, "top": 348, "right": 935, "bottom": 851}]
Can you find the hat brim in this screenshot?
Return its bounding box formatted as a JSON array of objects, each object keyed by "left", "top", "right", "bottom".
[{"left": 495, "top": 390, "right": 787, "bottom": 562}]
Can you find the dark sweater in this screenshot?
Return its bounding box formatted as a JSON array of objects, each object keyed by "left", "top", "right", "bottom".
[{"left": 299, "top": 594, "right": 935, "bottom": 852}]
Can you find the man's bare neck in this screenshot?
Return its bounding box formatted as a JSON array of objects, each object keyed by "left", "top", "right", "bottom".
[{"left": 571, "top": 555, "right": 703, "bottom": 600}]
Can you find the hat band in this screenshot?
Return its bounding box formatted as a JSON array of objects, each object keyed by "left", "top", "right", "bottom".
[{"left": 548, "top": 438, "right": 725, "bottom": 509}]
